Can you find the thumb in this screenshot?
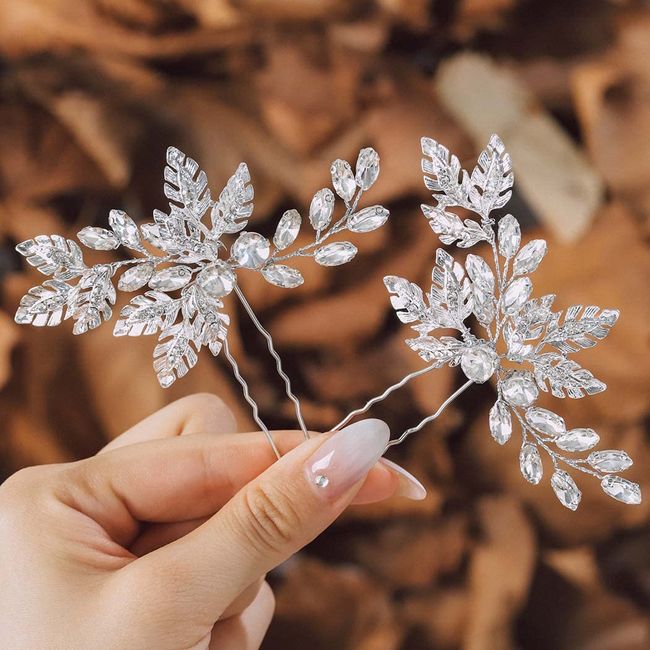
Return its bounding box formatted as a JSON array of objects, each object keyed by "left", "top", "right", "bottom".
[{"left": 121, "top": 419, "right": 389, "bottom": 624}]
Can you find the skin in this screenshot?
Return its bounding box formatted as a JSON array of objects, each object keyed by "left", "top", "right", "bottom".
[{"left": 0, "top": 394, "right": 399, "bottom": 649}]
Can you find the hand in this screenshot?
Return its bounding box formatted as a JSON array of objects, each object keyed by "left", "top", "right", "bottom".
[{"left": 0, "top": 394, "right": 425, "bottom": 649}]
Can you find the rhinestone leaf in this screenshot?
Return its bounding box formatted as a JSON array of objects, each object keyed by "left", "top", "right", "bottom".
[
  {"left": 519, "top": 443, "right": 543, "bottom": 484},
  {"left": 461, "top": 345, "right": 497, "bottom": 383},
  {"left": 314, "top": 242, "right": 357, "bottom": 266},
  {"left": 513, "top": 239, "right": 547, "bottom": 276},
  {"left": 555, "top": 428, "right": 600, "bottom": 452},
  {"left": 149, "top": 266, "right": 193, "bottom": 291},
  {"left": 489, "top": 399, "right": 512, "bottom": 445},
  {"left": 525, "top": 407, "right": 566, "bottom": 436},
  {"left": 273, "top": 209, "right": 301, "bottom": 250},
  {"left": 231, "top": 232, "right": 270, "bottom": 268},
  {"left": 118, "top": 262, "right": 154, "bottom": 292},
  {"left": 78, "top": 227, "right": 119, "bottom": 251},
  {"left": 347, "top": 206, "right": 389, "bottom": 233},
  {"left": 465, "top": 254, "right": 495, "bottom": 293},
  {"left": 262, "top": 264, "right": 304, "bottom": 288},
  {"left": 501, "top": 371, "right": 538, "bottom": 407},
  {"left": 601, "top": 476, "right": 642, "bottom": 505},
  {"left": 503, "top": 277, "right": 532, "bottom": 315},
  {"left": 309, "top": 188, "right": 335, "bottom": 232},
  {"left": 355, "top": 147, "right": 380, "bottom": 190},
  {"left": 587, "top": 450, "right": 633, "bottom": 473},
  {"left": 196, "top": 261, "right": 236, "bottom": 298},
  {"left": 330, "top": 159, "right": 356, "bottom": 202},
  {"left": 140, "top": 223, "right": 163, "bottom": 248},
  {"left": 551, "top": 469, "right": 582, "bottom": 511},
  {"left": 109, "top": 210, "right": 141, "bottom": 249},
  {"left": 497, "top": 214, "right": 520, "bottom": 258}
]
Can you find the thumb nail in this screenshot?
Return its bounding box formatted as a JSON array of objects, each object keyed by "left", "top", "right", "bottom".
[
  {"left": 379, "top": 458, "right": 427, "bottom": 500},
  {"left": 305, "top": 419, "right": 389, "bottom": 501}
]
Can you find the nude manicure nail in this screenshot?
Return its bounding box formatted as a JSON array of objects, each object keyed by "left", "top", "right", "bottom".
[
  {"left": 305, "top": 419, "right": 390, "bottom": 500},
  {"left": 379, "top": 458, "right": 427, "bottom": 500}
]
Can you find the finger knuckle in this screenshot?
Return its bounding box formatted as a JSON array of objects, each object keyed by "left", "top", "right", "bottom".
[{"left": 181, "top": 393, "right": 236, "bottom": 430}]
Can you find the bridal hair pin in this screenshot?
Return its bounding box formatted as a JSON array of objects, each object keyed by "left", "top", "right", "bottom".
[
  {"left": 14, "top": 145, "right": 389, "bottom": 458},
  {"left": 335, "top": 134, "right": 641, "bottom": 510}
]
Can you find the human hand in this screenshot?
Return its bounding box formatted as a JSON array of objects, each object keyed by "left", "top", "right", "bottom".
[{"left": 0, "top": 394, "right": 425, "bottom": 649}]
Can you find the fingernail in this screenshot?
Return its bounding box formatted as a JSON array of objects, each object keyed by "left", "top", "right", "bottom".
[
  {"left": 379, "top": 458, "right": 427, "bottom": 500},
  {"left": 305, "top": 419, "right": 389, "bottom": 500}
]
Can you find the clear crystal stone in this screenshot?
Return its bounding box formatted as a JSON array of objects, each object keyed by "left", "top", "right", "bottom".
[
  {"left": 273, "top": 209, "right": 301, "bottom": 250},
  {"left": 314, "top": 474, "right": 329, "bottom": 488},
  {"left": 489, "top": 399, "right": 512, "bottom": 445},
  {"left": 148, "top": 266, "right": 193, "bottom": 291},
  {"left": 519, "top": 443, "right": 543, "bottom": 484},
  {"left": 109, "top": 210, "right": 141, "bottom": 248},
  {"left": 497, "top": 214, "right": 521, "bottom": 258},
  {"left": 262, "top": 264, "right": 304, "bottom": 288},
  {"left": 513, "top": 239, "right": 547, "bottom": 276},
  {"left": 314, "top": 242, "right": 357, "bottom": 266},
  {"left": 77, "top": 226, "right": 119, "bottom": 251},
  {"left": 465, "top": 254, "right": 495, "bottom": 294},
  {"left": 503, "top": 277, "right": 532, "bottom": 315},
  {"left": 461, "top": 345, "right": 497, "bottom": 383},
  {"left": 118, "top": 262, "right": 154, "bottom": 291},
  {"left": 601, "top": 475, "right": 642, "bottom": 505},
  {"left": 500, "top": 371, "right": 538, "bottom": 407},
  {"left": 551, "top": 469, "right": 582, "bottom": 510},
  {"left": 231, "top": 232, "right": 270, "bottom": 268},
  {"left": 555, "top": 428, "right": 600, "bottom": 452},
  {"left": 355, "top": 147, "right": 380, "bottom": 190},
  {"left": 309, "top": 188, "right": 335, "bottom": 231},
  {"left": 347, "top": 206, "right": 389, "bottom": 233},
  {"left": 197, "top": 261, "right": 236, "bottom": 298},
  {"left": 587, "top": 450, "right": 633, "bottom": 473},
  {"left": 330, "top": 159, "right": 356, "bottom": 202},
  {"left": 525, "top": 407, "right": 566, "bottom": 436},
  {"left": 141, "top": 223, "right": 163, "bottom": 247}
]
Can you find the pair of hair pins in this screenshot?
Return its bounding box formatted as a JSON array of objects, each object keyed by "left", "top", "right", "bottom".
[{"left": 14, "top": 135, "right": 641, "bottom": 510}]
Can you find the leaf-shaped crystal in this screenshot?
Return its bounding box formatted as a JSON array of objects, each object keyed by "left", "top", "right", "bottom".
[
  {"left": 118, "top": 262, "right": 154, "bottom": 292},
  {"left": 513, "top": 240, "right": 547, "bottom": 276},
  {"left": 497, "top": 214, "right": 520, "bottom": 258},
  {"left": 197, "top": 261, "right": 236, "bottom": 298},
  {"left": 500, "top": 371, "right": 538, "bottom": 407},
  {"left": 149, "top": 266, "right": 193, "bottom": 291},
  {"left": 109, "top": 210, "right": 141, "bottom": 249},
  {"left": 525, "top": 407, "right": 566, "bottom": 436},
  {"left": 551, "top": 469, "right": 582, "bottom": 510},
  {"left": 461, "top": 345, "right": 497, "bottom": 383},
  {"left": 601, "top": 476, "right": 642, "bottom": 505},
  {"left": 78, "top": 227, "right": 119, "bottom": 251},
  {"left": 314, "top": 242, "right": 357, "bottom": 266},
  {"left": 503, "top": 277, "right": 532, "bottom": 315},
  {"left": 347, "top": 206, "right": 389, "bottom": 233},
  {"left": 555, "top": 428, "right": 600, "bottom": 452},
  {"left": 587, "top": 450, "right": 633, "bottom": 473},
  {"left": 331, "top": 159, "right": 356, "bottom": 202},
  {"left": 273, "top": 209, "right": 301, "bottom": 250},
  {"left": 262, "top": 264, "right": 304, "bottom": 288},
  {"left": 309, "top": 188, "right": 335, "bottom": 232},
  {"left": 489, "top": 399, "right": 512, "bottom": 445},
  {"left": 355, "top": 147, "right": 380, "bottom": 190},
  {"left": 231, "top": 232, "right": 270, "bottom": 268},
  {"left": 465, "top": 254, "right": 495, "bottom": 293},
  {"left": 519, "top": 443, "right": 543, "bottom": 484},
  {"left": 211, "top": 162, "right": 253, "bottom": 235}
]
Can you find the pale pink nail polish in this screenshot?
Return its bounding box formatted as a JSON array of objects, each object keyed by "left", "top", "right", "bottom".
[
  {"left": 305, "top": 419, "right": 389, "bottom": 500},
  {"left": 379, "top": 458, "right": 427, "bottom": 500}
]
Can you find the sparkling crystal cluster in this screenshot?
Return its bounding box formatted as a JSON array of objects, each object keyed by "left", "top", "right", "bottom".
[
  {"left": 385, "top": 135, "right": 641, "bottom": 510},
  {"left": 15, "top": 146, "right": 388, "bottom": 387}
]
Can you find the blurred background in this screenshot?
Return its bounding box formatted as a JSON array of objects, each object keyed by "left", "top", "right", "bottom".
[{"left": 0, "top": 0, "right": 649, "bottom": 648}]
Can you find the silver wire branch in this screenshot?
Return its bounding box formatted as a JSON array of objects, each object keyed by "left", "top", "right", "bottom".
[
  {"left": 223, "top": 338, "right": 281, "bottom": 459},
  {"left": 385, "top": 379, "right": 474, "bottom": 449},
  {"left": 332, "top": 363, "right": 439, "bottom": 432},
  {"left": 234, "top": 285, "right": 310, "bottom": 440}
]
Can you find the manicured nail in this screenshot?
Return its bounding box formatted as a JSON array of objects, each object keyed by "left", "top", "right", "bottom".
[
  {"left": 305, "top": 419, "right": 389, "bottom": 500},
  {"left": 379, "top": 458, "right": 427, "bottom": 500}
]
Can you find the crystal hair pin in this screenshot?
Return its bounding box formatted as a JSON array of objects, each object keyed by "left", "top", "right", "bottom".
[
  {"left": 14, "top": 145, "right": 389, "bottom": 458},
  {"left": 334, "top": 134, "right": 641, "bottom": 510}
]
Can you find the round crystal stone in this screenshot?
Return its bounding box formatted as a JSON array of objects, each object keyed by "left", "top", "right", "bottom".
[
  {"left": 314, "top": 474, "right": 329, "bottom": 488},
  {"left": 500, "top": 371, "right": 538, "bottom": 407},
  {"left": 460, "top": 345, "right": 497, "bottom": 383},
  {"left": 231, "top": 232, "right": 270, "bottom": 268},
  {"left": 197, "top": 261, "right": 236, "bottom": 298}
]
